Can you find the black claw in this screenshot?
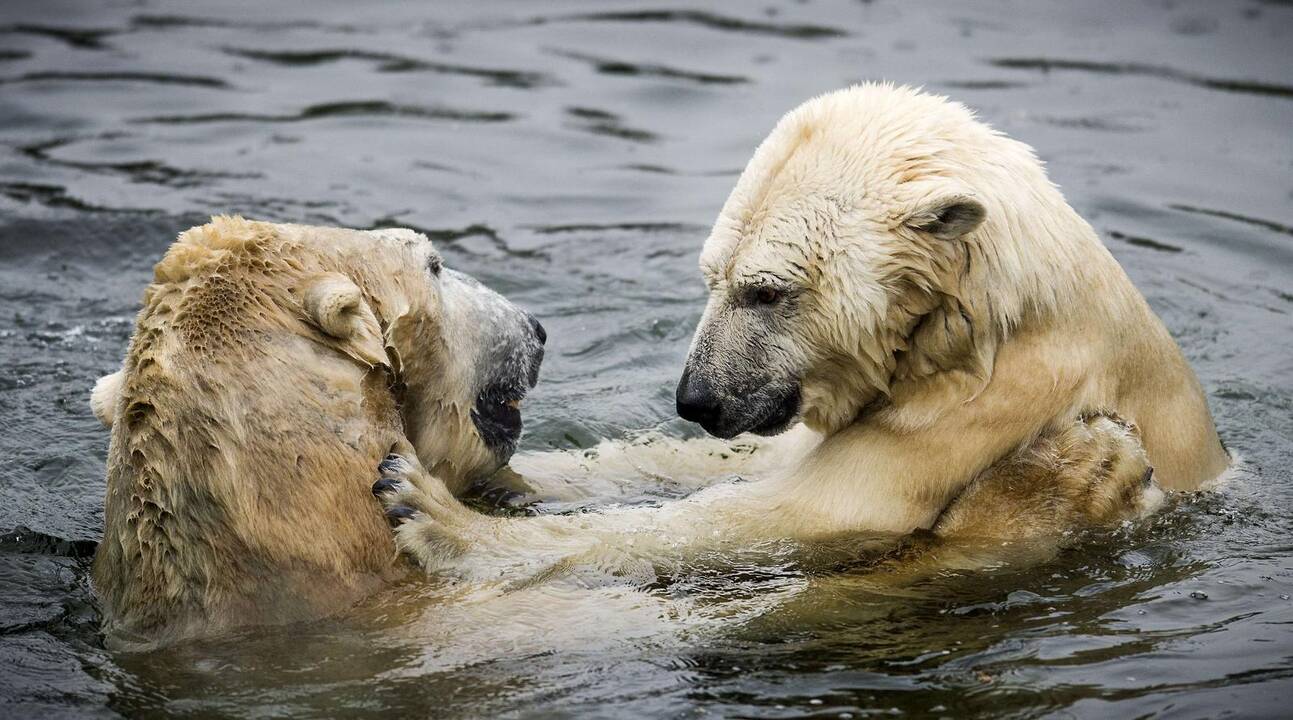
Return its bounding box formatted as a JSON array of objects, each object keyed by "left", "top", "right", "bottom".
[
  {"left": 385, "top": 505, "right": 417, "bottom": 523},
  {"left": 1141, "top": 466, "right": 1156, "bottom": 488},
  {"left": 378, "top": 454, "right": 404, "bottom": 473},
  {"left": 480, "top": 486, "right": 525, "bottom": 508},
  {"left": 372, "top": 478, "right": 400, "bottom": 496}
]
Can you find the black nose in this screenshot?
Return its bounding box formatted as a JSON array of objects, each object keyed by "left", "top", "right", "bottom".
[
  {"left": 676, "top": 367, "right": 720, "bottom": 427},
  {"left": 526, "top": 313, "right": 547, "bottom": 345}
]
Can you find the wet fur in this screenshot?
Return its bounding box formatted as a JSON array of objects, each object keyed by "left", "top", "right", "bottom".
[
  {"left": 374, "top": 85, "right": 1225, "bottom": 580},
  {"left": 92, "top": 217, "right": 498, "bottom": 648}
]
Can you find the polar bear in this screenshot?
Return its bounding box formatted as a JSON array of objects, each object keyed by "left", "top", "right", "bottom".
[
  {"left": 90, "top": 216, "right": 544, "bottom": 648},
  {"left": 371, "top": 84, "right": 1222, "bottom": 579}
]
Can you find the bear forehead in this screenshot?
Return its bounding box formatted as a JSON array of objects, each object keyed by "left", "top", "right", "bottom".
[
  {"left": 700, "top": 84, "right": 1000, "bottom": 285},
  {"left": 702, "top": 227, "right": 819, "bottom": 289},
  {"left": 157, "top": 217, "right": 442, "bottom": 282},
  {"left": 364, "top": 227, "right": 443, "bottom": 273},
  {"left": 698, "top": 141, "right": 895, "bottom": 286}
]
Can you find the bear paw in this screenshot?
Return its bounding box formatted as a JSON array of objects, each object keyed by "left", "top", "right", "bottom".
[
  {"left": 1051, "top": 412, "right": 1161, "bottom": 523},
  {"left": 371, "top": 453, "right": 478, "bottom": 573},
  {"left": 372, "top": 454, "right": 423, "bottom": 523},
  {"left": 934, "top": 412, "right": 1162, "bottom": 542}
]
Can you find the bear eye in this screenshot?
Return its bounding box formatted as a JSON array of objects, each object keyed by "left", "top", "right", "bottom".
[{"left": 754, "top": 286, "right": 782, "bottom": 305}]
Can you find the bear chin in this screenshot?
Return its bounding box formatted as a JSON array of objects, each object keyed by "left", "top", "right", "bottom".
[{"left": 718, "top": 385, "right": 801, "bottom": 439}]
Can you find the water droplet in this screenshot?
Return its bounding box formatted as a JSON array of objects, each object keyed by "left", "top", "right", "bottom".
[
  {"left": 809, "top": 699, "right": 823, "bottom": 705},
  {"left": 1190, "top": 591, "right": 1209, "bottom": 600},
  {"left": 1280, "top": 594, "right": 1290, "bottom": 600}
]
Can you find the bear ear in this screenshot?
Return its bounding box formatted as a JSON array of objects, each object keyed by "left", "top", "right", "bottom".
[
  {"left": 90, "top": 369, "right": 124, "bottom": 428},
  {"left": 300, "top": 273, "right": 388, "bottom": 370},
  {"left": 905, "top": 194, "right": 986, "bottom": 241}
]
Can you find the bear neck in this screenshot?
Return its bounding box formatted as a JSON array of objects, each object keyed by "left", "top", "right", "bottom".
[{"left": 888, "top": 184, "right": 1114, "bottom": 414}]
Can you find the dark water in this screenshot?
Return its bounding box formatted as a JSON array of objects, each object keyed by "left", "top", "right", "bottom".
[{"left": 2, "top": 0, "right": 1292, "bottom": 717}]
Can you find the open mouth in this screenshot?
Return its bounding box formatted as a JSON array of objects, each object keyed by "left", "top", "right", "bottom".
[
  {"left": 464, "top": 304, "right": 545, "bottom": 460},
  {"left": 471, "top": 383, "right": 529, "bottom": 456}
]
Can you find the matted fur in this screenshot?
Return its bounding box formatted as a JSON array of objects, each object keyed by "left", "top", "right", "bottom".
[{"left": 92, "top": 217, "right": 517, "bottom": 648}]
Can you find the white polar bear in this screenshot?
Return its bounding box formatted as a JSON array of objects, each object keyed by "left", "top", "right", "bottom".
[
  {"left": 373, "top": 83, "right": 1226, "bottom": 578},
  {"left": 88, "top": 218, "right": 546, "bottom": 647}
]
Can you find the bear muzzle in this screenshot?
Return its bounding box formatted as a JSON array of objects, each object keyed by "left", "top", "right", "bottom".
[{"left": 676, "top": 366, "right": 801, "bottom": 439}]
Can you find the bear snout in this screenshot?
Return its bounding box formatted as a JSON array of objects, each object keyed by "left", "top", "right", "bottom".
[{"left": 675, "top": 367, "right": 723, "bottom": 431}]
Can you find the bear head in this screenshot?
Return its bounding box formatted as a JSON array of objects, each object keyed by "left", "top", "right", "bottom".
[
  {"left": 91, "top": 217, "right": 546, "bottom": 645},
  {"left": 98, "top": 217, "right": 545, "bottom": 488},
  {"left": 677, "top": 84, "right": 1065, "bottom": 439}
]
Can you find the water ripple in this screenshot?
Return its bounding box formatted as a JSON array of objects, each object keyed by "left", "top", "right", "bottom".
[
  {"left": 130, "top": 13, "right": 358, "bottom": 34},
  {"left": 133, "top": 100, "right": 515, "bottom": 125},
  {"left": 369, "top": 220, "right": 549, "bottom": 261},
  {"left": 527, "top": 222, "right": 708, "bottom": 235},
  {"left": 1169, "top": 204, "right": 1293, "bottom": 237},
  {"left": 222, "top": 47, "right": 554, "bottom": 88},
  {"left": 1107, "top": 231, "right": 1184, "bottom": 254},
  {"left": 565, "top": 107, "right": 658, "bottom": 143},
  {"left": 0, "top": 526, "right": 97, "bottom": 559},
  {"left": 939, "top": 79, "right": 1030, "bottom": 90},
  {"left": 0, "top": 23, "right": 115, "bottom": 49},
  {"left": 547, "top": 10, "right": 847, "bottom": 39},
  {"left": 1030, "top": 114, "right": 1147, "bottom": 132},
  {"left": 0, "top": 182, "right": 156, "bottom": 214},
  {"left": 0, "top": 71, "right": 231, "bottom": 89},
  {"left": 20, "top": 137, "right": 261, "bottom": 189},
  {"left": 991, "top": 57, "right": 1293, "bottom": 101},
  {"left": 549, "top": 49, "right": 748, "bottom": 85}
]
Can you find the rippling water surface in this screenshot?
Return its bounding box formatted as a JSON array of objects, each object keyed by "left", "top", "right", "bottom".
[{"left": 2, "top": 1, "right": 1291, "bottom": 717}]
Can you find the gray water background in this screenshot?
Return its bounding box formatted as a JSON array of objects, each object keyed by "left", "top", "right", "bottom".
[{"left": 1, "top": 0, "right": 1291, "bottom": 717}]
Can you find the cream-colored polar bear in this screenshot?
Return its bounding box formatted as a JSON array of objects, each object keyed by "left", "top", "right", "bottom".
[
  {"left": 90, "top": 217, "right": 544, "bottom": 648},
  {"left": 372, "top": 84, "right": 1224, "bottom": 578}
]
